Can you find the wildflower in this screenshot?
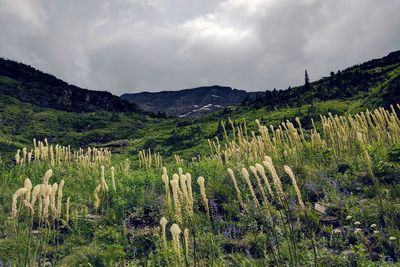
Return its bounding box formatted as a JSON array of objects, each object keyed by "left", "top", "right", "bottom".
[
  {"left": 170, "top": 223, "right": 182, "bottom": 260},
  {"left": 111, "top": 166, "right": 116, "bottom": 192},
  {"left": 356, "top": 132, "right": 364, "bottom": 144},
  {"left": 100, "top": 166, "right": 109, "bottom": 192},
  {"left": 43, "top": 169, "right": 53, "bottom": 185},
  {"left": 197, "top": 176, "right": 210, "bottom": 216},
  {"left": 66, "top": 197, "right": 70, "bottom": 223},
  {"left": 354, "top": 221, "right": 361, "bottom": 226},
  {"left": 389, "top": 236, "right": 396, "bottom": 241},
  {"left": 30, "top": 184, "right": 41, "bottom": 214},
  {"left": 284, "top": 165, "right": 305, "bottom": 210},
  {"left": 178, "top": 167, "right": 183, "bottom": 180},
  {"left": 370, "top": 223, "right": 377, "bottom": 228},
  {"left": 346, "top": 215, "right": 352, "bottom": 220},
  {"left": 354, "top": 228, "right": 362, "bottom": 234},
  {"left": 184, "top": 228, "right": 189, "bottom": 260},
  {"left": 93, "top": 184, "right": 101, "bottom": 210},
  {"left": 57, "top": 180, "right": 65, "bottom": 218},
  {"left": 227, "top": 168, "right": 245, "bottom": 209},
  {"left": 250, "top": 165, "right": 268, "bottom": 206},
  {"left": 50, "top": 183, "right": 58, "bottom": 216},
  {"left": 186, "top": 173, "right": 193, "bottom": 212},
  {"left": 170, "top": 179, "right": 182, "bottom": 222},
  {"left": 241, "top": 168, "right": 260, "bottom": 209},
  {"left": 12, "top": 188, "right": 28, "bottom": 218},
  {"left": 283, "top": 150, "right": 288, "bottom": 157},
  {"left": 24, "top": 178, "right": 32, "bottom": 209},
  {"left": 160, "top": 217, "right": 168, "bottom": 250},
  {"left": 373, "top": 230, "right": 380, "bottom": 234},
  {"left": 162, "top": 174, "right": 171, "bottom": 207},
  {"left": 42, "top": 184, "right": 52, "bottom": 221},
  {"left": 255, "top": 163, "right": 274, "bottom": 198},
  {"left": 263, "top": 157, "right": 285, "bottom": 202},
  {"left": 27, "top": 150, "right": 32, "bottom": 164},
  {"left": 180, "top": 174, "right": 189, "bottom": 210},
  {"left": 15, "top": 149, "right": 20, "bottom": 165},
  {"left": 209, "top": 199, "right": 220, "bottom": 221},
  {"left": 38, "top": 185, "right": 44, "bottom": 219}
]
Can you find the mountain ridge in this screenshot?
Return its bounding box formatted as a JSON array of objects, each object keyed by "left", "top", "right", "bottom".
[
  {"left": 0, "top": 50, "right": 399, "bottom": 159},
  {"left": 1, "top": 49, "right": 399, "bottom": 119},
  {"left": 0, "top": 58, "right": 142, "bottom": 113},
  {"left": 121, "top": 85, "right": 262, "bottom": 117},
  {"left": 243, "top": 50, "right": 400, "bottom": 109},
  {"left": 122, "top": 50, "right": 400, "bottom": 117}
]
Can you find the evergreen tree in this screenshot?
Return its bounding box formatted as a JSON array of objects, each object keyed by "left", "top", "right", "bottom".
[{"left": 304, "top": 70, "right": 310, "bottom": 90}]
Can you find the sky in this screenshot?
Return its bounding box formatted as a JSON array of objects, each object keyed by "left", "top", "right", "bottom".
[{"left": 0, "top": 0, "right": 399, "bottom": 95}]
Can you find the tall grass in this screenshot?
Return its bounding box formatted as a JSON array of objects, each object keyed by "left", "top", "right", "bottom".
[{"left": 1, "top": 104, "right": 400, "bottom": 265}]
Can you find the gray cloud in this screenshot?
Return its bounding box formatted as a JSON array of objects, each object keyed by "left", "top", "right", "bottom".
[{"left": 1, "top": 0, "right": 399, "bottom": 95}]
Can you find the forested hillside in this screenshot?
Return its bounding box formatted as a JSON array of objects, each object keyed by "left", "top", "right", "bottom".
[
  {"left": 1, "top": 51, "right": 399, "bottom": 162},
  {"left": 243, "top": 50, "right": 400, "bottom": 109},
  {"left": 0, "top": 58, "right": 141, "bottom": 113}
]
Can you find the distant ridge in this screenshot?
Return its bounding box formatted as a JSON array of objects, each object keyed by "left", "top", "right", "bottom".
[
  {"left": 121, "top": 85, "right": 261, "bottom": 117},
  {"left": 1, "top": 49, "right": 399, "bottom": 117},
  {"left": 0, "top": 58, "right": 141, "bottom": 113},
  {"left": 122, "top": 50, "right": 400, "bottom": 117}
]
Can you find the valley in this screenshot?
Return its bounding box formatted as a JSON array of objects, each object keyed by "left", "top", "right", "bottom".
[{"left": 0, "top": 50, "right": 399, "bottom": 266}]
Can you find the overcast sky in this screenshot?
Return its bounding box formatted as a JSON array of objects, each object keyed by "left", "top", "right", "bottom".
[{"left": 1, "top": 0, "right": 399, "bottom": 95}]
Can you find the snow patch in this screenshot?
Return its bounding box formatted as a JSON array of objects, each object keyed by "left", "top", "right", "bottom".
[{"left": 179, "top": 103, "right": 224, "bottom": 117}]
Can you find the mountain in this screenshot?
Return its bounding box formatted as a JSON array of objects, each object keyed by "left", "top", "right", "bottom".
[
  {"left": 0, "top": 50, "right": 398, "bottom": 159},
  {"left": 0, "top": 58, "right": 141, "bottom": 113},
  {"left": 121, "top": 85, "right": 262, "bottom": 117},
  {"left": 243, "top": 50, "right": 400, "bottom": 109},
  {"left": 122, "top": 50, "right": 400, "bottom": 117}
]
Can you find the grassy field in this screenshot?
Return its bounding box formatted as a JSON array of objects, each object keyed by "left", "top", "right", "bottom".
[{"left": 1, "top": 101, "right": 400, "bottom": 266}]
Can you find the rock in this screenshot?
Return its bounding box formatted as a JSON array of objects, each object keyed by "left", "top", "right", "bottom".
[
  {"left": 321, "top": 216, "right": 340, "bottom": 226},
  {"left": 342, "top": 249, "right": 354, "bottom": 256},
  {"left": 85, "top": 214, "right": 102, "bottom": 222},
  {"left": 31, "top": 230, "right": 40, "bottom": 235},
  {"left": 102, "top": 139, "right": 130, "bottom": 147},
  {"left": 314, "top": 202, "right": 327, "bottom": 214},
  {"left": 332, "top": 228, "right": 342, "bottom": 235}
]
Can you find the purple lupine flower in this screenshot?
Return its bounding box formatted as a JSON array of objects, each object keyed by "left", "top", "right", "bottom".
[
  {"left": 209, "top": 199, "right": 220, "bottom": 221},
  {"left": 289, "top": 197, "right": 296, "bottom": 211},
  {"left": 331, "top": 179, "right": 338, "bottom": 190},
  {"left": 270, "top": 238, "right": 277, "bottom": 248},
  {"left": 222, "top": 224, "right": 241, "bottom": 239}
]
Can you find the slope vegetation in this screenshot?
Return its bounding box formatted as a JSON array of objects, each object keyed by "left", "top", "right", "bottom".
[{"left": 0, "top": 58, "right": 141, "bottom": 113}]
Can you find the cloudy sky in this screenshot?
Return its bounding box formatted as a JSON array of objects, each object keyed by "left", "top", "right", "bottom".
[{"left": 0, "top": 0, "right": 399, "bottom": 95}]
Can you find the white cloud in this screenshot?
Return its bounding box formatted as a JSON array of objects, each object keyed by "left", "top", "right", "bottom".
[
  {"left": 219, "top": 0, "right": 273, "bottom": 17},
  {"left": 0, "top": 0, "right": 48, "bottom": 35}
]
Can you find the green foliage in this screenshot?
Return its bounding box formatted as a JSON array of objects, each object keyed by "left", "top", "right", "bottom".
[
  {"left": 243, "top": 50, "right": 400, "bottom": 110},
  {"left": 388, "top": 143, "right": 400, "bottom": 163},
  {"left": 1, "top": 52, "right": 400, "bottom": 266}
]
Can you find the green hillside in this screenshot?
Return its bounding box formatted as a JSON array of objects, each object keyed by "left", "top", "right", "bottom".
[
  {"left": 1, "top": 101, "right": 400, "bottom": 266},
  {"left": 0, "top": 58, "right": 142, "bottom": 113},
  {"left": 2, "top": 51, "right": 398, "bottom": 162},
  {"left": 0, "top": 87, "right": 363, "bottom": 164},
  {"left": 0, "top": 51, "right": 400, "bottom": 266},
  {"left": 244, "top": 50, "right": 400, "bottom": 109}
]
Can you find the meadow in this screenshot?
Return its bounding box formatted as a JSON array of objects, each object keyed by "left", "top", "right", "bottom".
[{"left": 1, "top": 103, "right": 400, "bottom": 266}]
